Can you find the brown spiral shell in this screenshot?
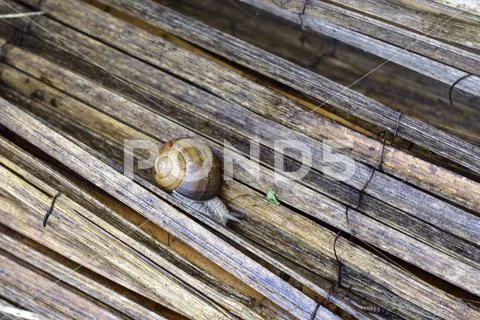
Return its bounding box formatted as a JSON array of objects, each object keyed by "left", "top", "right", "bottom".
[{"left": 153, "top": 138, "right": 222, "bottom": 201}]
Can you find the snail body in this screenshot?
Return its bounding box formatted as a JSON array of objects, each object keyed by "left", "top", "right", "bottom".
[{"left": 153, "top": 138, "right": 242, "bottom": 225}]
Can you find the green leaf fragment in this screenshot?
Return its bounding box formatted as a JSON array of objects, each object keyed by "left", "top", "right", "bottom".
[{"left": 266, "top": 188, "right": 280, "bottom": 206}]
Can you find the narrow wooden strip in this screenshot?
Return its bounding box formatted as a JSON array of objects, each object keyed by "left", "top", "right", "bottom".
[
  {"left": 433, "top": 0, "right": 480, "bottom": 16},
  {"left": 89, "top": 0, "right": 480, "bottom": 213},
  {"left": 383, "top": 145, "right": 480, "bottom": 213},
  {"left": 0, "top": 273, "right": 71, "bottom": 320},
  {"left": 302, "top": 0, "right": 480, "bottom": 75},
  {"left": 0, "top": 300, "right": 41, "bottom": 320},
  {"left": 24, "top": 0, "right": 376, "bottom": 189},
  {"left": 1, "top": 137, "right": 376, "bottom": 320},
  {"left": 4, "top": 21, "right": 480, "bottom": 257},
  {"left": 0, "top": 11, "right": 43, "bottom": 19},
  {"left": 0, "top": 105, "right": 455, "bottom": 319},
  {"left": 0, "top": 227, "right": 166, "bottom": 320},
  {"left": 0, "top": 297, "right": 16, "bottom": 308},
  {"left": 311, "top": 0, "right": 480, "bottom": 51},
  {"left": 5, "top": 66, "right": 480, "bottom": 316},
  {"left": 91, "top": 0, "right": 480, "bottom": 173},
  {"left": 0, "top": 99, "right": 338, "bottom": 320},
  {"left": 0, "top": 249, "right": 123, "bottom": 320},
  {"left": 248, "top": 0, "right": 480, "bottom": 83},
  {"left": 7, "top": 0, "right": 480, "bottom": 253},
  {"left": 0, "top": 119, "right": 377, "bottom": 319},
  {"left": 300, "top": 13, "right": 479, "bottom": 96},
  {"left": 367, "top": 171, "right": 480, "bottom": 244}
]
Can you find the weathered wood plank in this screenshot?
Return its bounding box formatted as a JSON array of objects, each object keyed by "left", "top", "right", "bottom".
[
  {"left": 6, "top": 0, "right": 480, "bottom": 239},
  {"left": 7, "top": 82, "right": 480, "bottom": 318},
  {"left": 0, "top": 91, "right": 431, "bottom": 318},
  {"left": 26, "top": 0, "right": 374, "bottom": 188},
  {"left": 0, "top": 136, "right": 378, "bottom": 320},
  {"left": 90, "top": 0, "right": 480, "bottom": 213},
  {"left": 2, "top": 1, "right": 480, "bottom": 318},
  {"left": 0, "top": 228, "right": 167, "bottom": 320},
  {"left": 86, "top": 0, "right": 480, "bottom": 173},
  {"left": 433, "top": 0, "right": 480, "bottom": 15},
  {"left": 310, "top": 0, "right": 480, "bottom": 51},
  {"left": 0, "top": 99, "right": 339, "bottom": 320},
  {"left": 0, "top": 264, "right": 73, "bottom": 320},
  {"left": 8, "top": 2, "right": 480, "bottom": 247},
  {"left": 246, "top": 0, "right": 480, "bottom": 85},
  {"left": 302, "top": 14, "right": 480, "bottom": 104},
  {"left": 0, "top": 140, "right": 284, "bottom": 320},
  {"left": 0, "top": 113, "right": 457, "bottom": 320},
  {"left": 0, "top": 166, "right": 243, "bottom": 320},
  {"left": 3, "top": 44, "right": 480, "bottom": 299},
  {"left": 0, "top": 297, "right": 41, "bottom": 320},
  {"left": 304, "top": 0, "right": 480, "bottom": 75},
  {"left": 6, "top": 16, "right": 480, "bottom": 258},
  {"left": 134, "top": 169, "right": 439, "bottom": 319},
  {"left": 0, "top": 248, "right": 124, "bottom": 320},
  {"left": 3, "top": 62, "right": 480, "bottom": 319}
]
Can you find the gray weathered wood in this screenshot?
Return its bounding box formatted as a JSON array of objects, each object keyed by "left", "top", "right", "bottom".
[
  {"left": 0, "top": 249, "right": 124, "bottom": 320},
  {"left": 305, "top": 0, "right": 480, "bottom": 75},
  {"left": 311, "top": 0, "right": 480, "bottom": 50},
  {"left": 0, "top": 98, "right": 339, "bottom": 320},
  {"left": 87, "top": 0, "right": 480, "bottom": 173},
  {"left": 0, "top": 228, "right": 167, "bottom": 320},
  {"left": 2, "top": 41, "right": 480, "bottom": 298},
  {"left": 0, "top": 167, "right": 243, "bottom": 320},
  {"left": 8, "top": 1, "right": 479, "bottom": 247},
  {"left": 0, "top": 133, "right": 378, "bottom": 320},
  {"left": 3, "top": 63, "right": 480, "bottom": 319},
  {"left": 0, "top": 137, "right": 290, "bottom": 320}
]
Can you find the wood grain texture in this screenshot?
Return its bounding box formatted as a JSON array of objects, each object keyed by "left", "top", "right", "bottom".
[
  {"left": 1, "top": 95, "right": 470, "bottom": 320},
  {"left": 0, "top": 228, "right": 167, "bottom": 320},
  {"left": 2, "top": 60, "right": 480, "bottom": 319},
  {"left": 2, "top": 37, "right": 480, "bottom": 299},
  {"left": 0, "top": 138, "right": 285, "bottom": 320},
  {"left": 7, "top": 1, "right": 479, "bottom": 247},
  {"left": 1, "top": 1, "right": 480, "bottom": 319},
  {"left": 75, "top": 0, "right": 480, "bottom": 211},
  {"left": 250, "top": 0, "right": 480, "bottom": 85},
  {"left": 89, "top": 0, "right": 480, "bottom": 173},
  {"left": 0, "top": 167, "right": 239, "bottom": 320},
  {"left": 304, "top": 0, "right": 480, "bottom": 75},
  {"left": 5, "top": 5, "right": 480, "bottom": 261},
  {"left": 433, "top": 0, "right": 480, "bottom": 15},
  {"left": 0, "top": 99, "right": 340, "bottom": 320},
  {"left": 0, "top": 134, "right": 378, "bottom": 320},
  {"left": 0, "top": 248, "right": 124, "bottom": 320},
  {"left": 313, "top": 0, "right": 480, "bottom": 51},
  {"left": 0, "top": 298, "right": 40, "bottom": 320},
  {"left": 103, "top": 0, "right": 480, "bottom": 147}
]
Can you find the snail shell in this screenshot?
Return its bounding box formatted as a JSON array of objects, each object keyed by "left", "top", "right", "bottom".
[
  {"left": 153, "top": 138, "right": 243, "bottom": 225},
  {"left": 153, "top": 138, "right": 221, "bottom": 200}
]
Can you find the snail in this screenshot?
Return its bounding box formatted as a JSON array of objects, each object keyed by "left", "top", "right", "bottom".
[{"left": 153, "top": 138, "right": 243, "bottom": 225}]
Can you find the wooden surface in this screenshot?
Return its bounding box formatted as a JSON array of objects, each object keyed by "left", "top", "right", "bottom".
[
  {"left": 152, "top": 0, "right": 480, "bottom": 146},
  {"left": 0, "top": 99, "right": 340, "bottom": 320},
  {"left": 0, "top": 0, "right": 479, "bottom": 319},
  {"left": 2, "top": 37, "right": 479, "bottom": 296},
  {"left": 92, "top": 0, "right": 480, "bottom": 173}
]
